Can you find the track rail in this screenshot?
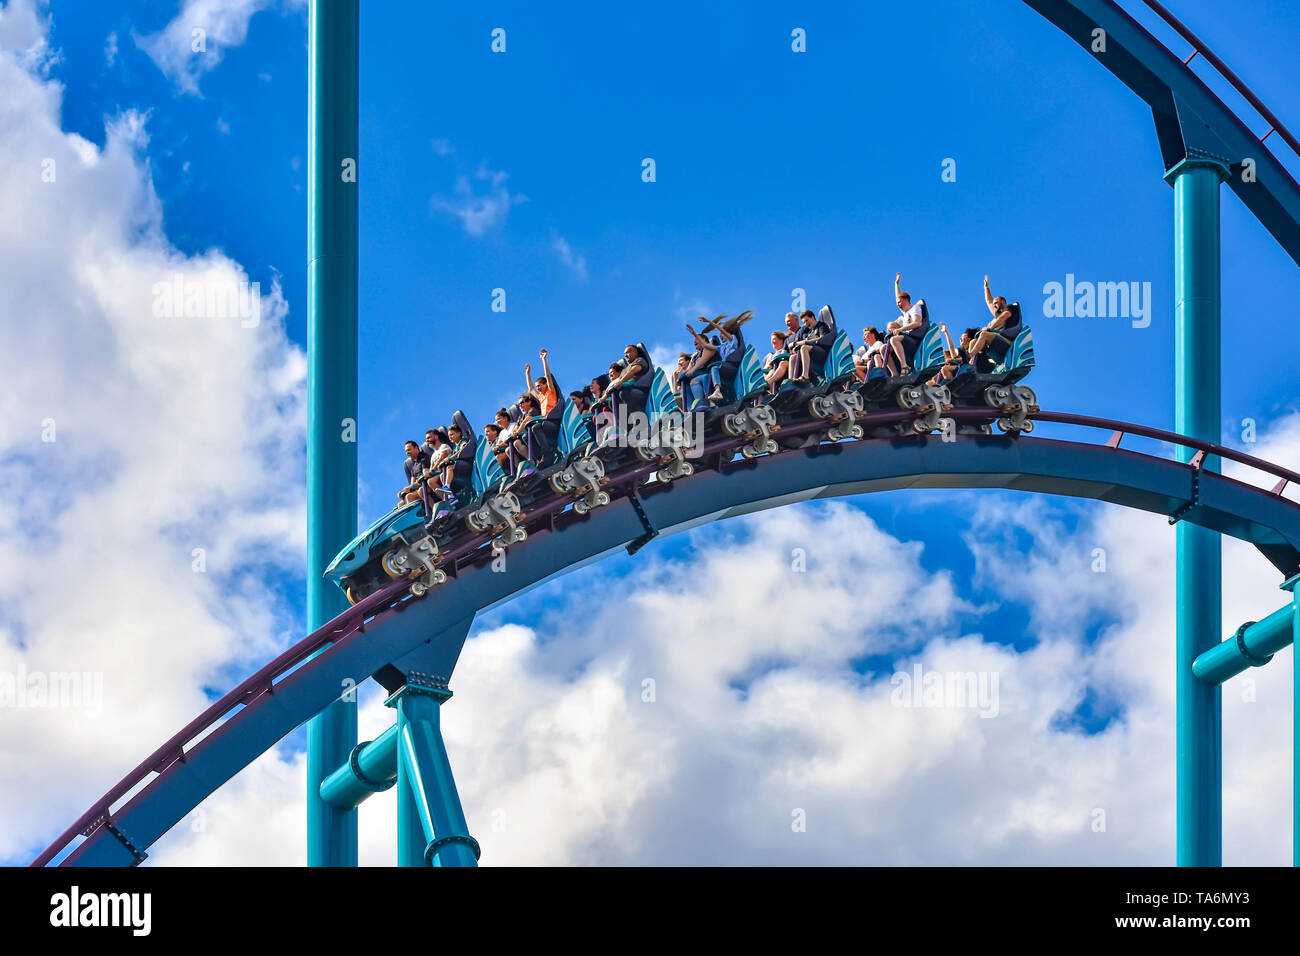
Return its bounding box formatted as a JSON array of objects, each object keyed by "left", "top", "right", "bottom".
[
  {"left": 1137, "top": 0, "right": 1300, "bottom": 162},
  {"left": 30, "top": 407, "right": 1300, "bottom": 866},
  {"left": 1025, "top": 0, "right": 1300, "bottom": 265}
]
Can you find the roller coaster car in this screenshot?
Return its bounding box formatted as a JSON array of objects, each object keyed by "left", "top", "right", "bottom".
[
  {"left": 946, "top": 327, "right": 1038, "bottom": 434},
  {"left": 554, "top": 348, "right": 700, "bottom": 494},
  {"left": 327, "top": 411, "right": 508, "bottom": 604},
  {"left": 852, "top": 324, "right": 954, "bottom": 435},
  {"left": 323, "top": 499, "right": 430, "bottom": 605},
  {"left": 773, "top": 307, "right": 874, "bottom": 448},
  {"left": 701, "top": 343, "right": 782, "bottom": 459}
]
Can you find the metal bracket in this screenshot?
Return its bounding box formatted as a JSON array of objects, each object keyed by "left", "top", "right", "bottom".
[
  {"left": 349, "top": 740, "right": 397, "bottom": 793},
  {"left": 105, "top": 820, "right": 149, "bottom": 866},
  {"left": 1156, "top": 93, "right": 1237, "bottom": 180},
  {"left": 1232, "top": 621, "right": 1272, "bottom": 668},
  {"left": 386, "top": 670, "right": 453, "bottom": 704},
  {"left": 425, "top": 833, "right": 481, "bottom": 864},
  {"left": 626, "top": 489, "right": 658, "bottom": 556},
  {"left": 1169, "top": 465, "right": 1202, "bottom": 524}
]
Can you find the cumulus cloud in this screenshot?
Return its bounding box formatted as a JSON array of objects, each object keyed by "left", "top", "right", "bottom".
[
  {"left": 0, "top": 2, "right": 306, "bottom": 863},
  {"left": 135, "top": 0, "right": 303, "bottom": 95},
  {"left": 0, "top": 0, "right": 56, "bottom": 74},
  {"left": 431, "top": 163, "right": 527, "bottom": 237},
  {"left": 8, "top": 0, "right": 1297, "bottom": 867}
]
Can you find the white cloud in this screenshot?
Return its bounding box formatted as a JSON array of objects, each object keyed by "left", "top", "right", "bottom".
[
  {"left": 550, "top": 232, "right": 587, "bottom": 280},
  {"left": 431, "top": 163, "right": 527, "bottom": 237},
  {"left": 135, "top": 0, "right": 304, "bottom": 95},
  {"left": 674, "top": 295, "right": 713, "bottom": 322},
  {"left": 141, "top": 472, "right": 1298, "bottom": 866},
  {"left": 647, "top": 343, "right": 678, "bottom": 370},
  {"left": 104, "top": 31, "right": 118, "bottom": 67},
  {"left": 7, "top": 0, "right": 1296, "bottom": 866},
  {"left": 0, "top": 5, "right": 306, "bottom": 862},
  {"left": 0, "top": 0, "right": 57, "bottom": 74}
]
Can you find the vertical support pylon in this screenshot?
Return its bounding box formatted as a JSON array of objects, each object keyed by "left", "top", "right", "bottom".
[
  {"left": 1168, "top": 158, "right": 1227, "bottom": 866},
  {"left": 306, "top": 0, "right": 360, "bottom": 867},
  {"left": 387, "top": 676, "right": 480, "bottom": 867},
  {"left": 1286, "top": 573, "right": 1300, "bottom": 867},
  {"left": 397, "top": 758, "right": 427, "bottom": 867}
]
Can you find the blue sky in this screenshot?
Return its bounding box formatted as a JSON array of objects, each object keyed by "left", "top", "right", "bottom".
[
  {"left": 3, "top": 0, "right": 1299, "bottom": 865},
  {"left": 50, "top": 0, "right": 1300, "bottom": 490}
]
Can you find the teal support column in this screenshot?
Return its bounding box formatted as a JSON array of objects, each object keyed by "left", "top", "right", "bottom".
[
  {"left": 306, "top": 0, "right": 360, "bottom": 867},
  {"left": 1287, "top": 573, "right": 1300, "bottom": 867},
  {"left": 1192, "top": 604, "right": 1295, "bottom": 686},
  {"left": 387, "top": 680, "right": 480, "bottom": 867},
  {"left": 319, "top": 727, "right": 398, "bottom": 810},
  {"left": 1168, "top": 159, "right": 1227, "bottom": 867},
  {"left": 397, "top": 765, "right": 428, "bottom": 867}
]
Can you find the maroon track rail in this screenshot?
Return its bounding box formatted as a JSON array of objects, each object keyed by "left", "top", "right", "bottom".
[
  {"left": 29, "top": 406, "right": 1300, "bottom": 866},
  {"left": 1138, "top": 0, "right": 1300, "bottom": 161}
]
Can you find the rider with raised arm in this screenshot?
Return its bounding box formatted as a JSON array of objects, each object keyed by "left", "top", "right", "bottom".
[
  {"left": 671, "top": 352, "right": 692, "bottom": 411},
  {"left": 968, "top": 274, "right": 1023, "bottom": 365},
  {"left": 681, "top": 320, "right": 720, "bottom": 411},
  {"left": 524, "top": 348, "right": 560, "bottom": 417},
  {"left": 703, "top": 310, "right": 752, "bottom": 403},
  {"left": 930, "top": 324, "right": 981, "bottom": 384},
  {"left": 886, "top": 272, "right": 930, "bottom": 375}
]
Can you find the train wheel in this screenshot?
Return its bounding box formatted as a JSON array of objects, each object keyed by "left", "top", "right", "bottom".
[
  {"left": 722, "top": 414, "right": 744, "bottom": 437},
  {"left": 345, "top": 585, "right": 359, "bottom": 606},
  {"left": 410, "top": 580, "right": 428, "bottom": 598},
  {"left": 381, "top": 549, "right": 406, "bottom": 579},
  {"left": 635, "top": 444, "right": 657, "bottom": 462},
  {"left": 574, "top": 499, "right": 590, "bottom": 515},
  {"left": 595, "top": 491, "right": 610, "bottom": 506},
  {"left": 549, "top": 471, "right": 571, "bottom": 494}
]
